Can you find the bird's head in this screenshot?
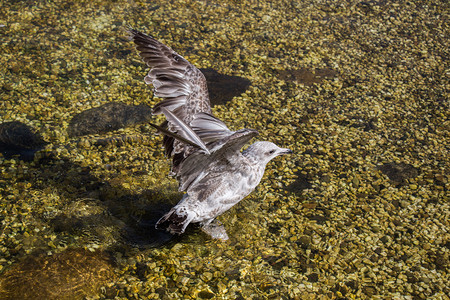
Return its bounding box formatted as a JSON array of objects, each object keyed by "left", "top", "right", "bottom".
[{"left": 243, "top": 141, "right": 292, "bottom": 165}]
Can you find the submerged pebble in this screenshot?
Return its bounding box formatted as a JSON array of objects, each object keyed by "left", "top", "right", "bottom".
[
  {"left": 0, "top": 121, "right": 47, "bottom": 160},
  {"left": 0, "top": 249, "right": 116, "bottom": 300},
  {"left": 378, "top": 162, "right": 419, "bottom": 185},
  {"left": 67, "top": 102, "right": 152, "bottom": 137}
]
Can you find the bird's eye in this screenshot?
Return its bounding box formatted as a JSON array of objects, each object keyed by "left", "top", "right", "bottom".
[{"left": 267, "top": 150, "right": 276, "bottom": 155}]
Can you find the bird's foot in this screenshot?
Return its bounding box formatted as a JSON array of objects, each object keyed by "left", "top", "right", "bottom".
[{"left": 201, "top": 221, "right": 229, "bottom": 241}]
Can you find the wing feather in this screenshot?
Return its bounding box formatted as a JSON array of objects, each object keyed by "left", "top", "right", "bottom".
[
  {"left": 130, "top": 28, "right": 212, "bottom": 173},
  {"left": 129, "top": 29, "right": 211, "bottom": 123},
  {"left": 149, "top": 122, "right": 204, "bottom": 150},
  {"left": 178, "top": 128, "right": 259, "bottom": 191},
  {"left": 190, "top": 112, "right": 233, "bottom": 143},
  {"left": 160, "top": 108, "right": 210, "bottom": 154}
]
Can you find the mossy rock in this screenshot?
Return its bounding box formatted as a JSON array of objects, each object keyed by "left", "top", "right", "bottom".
[{"left": 0, "top": 249, "right": 116, "bottom": 300}]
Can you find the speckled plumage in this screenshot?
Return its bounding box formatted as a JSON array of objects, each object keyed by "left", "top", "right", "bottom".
[
  {"left": 130, "top": 29, "right": 292, "bottom": 240},
  {"left": 130, "top": 29, "right": 211, "bottom": 175}
]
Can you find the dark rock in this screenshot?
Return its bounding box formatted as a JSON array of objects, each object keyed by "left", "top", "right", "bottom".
[
  {"left": 2, "top": 83, "right": 13, "bottom": 92},
  {"left": 198, "top": 290, "right": 215, "bottom": 299},
  {"left": 307, "top": 272, "right": 319, "bottom": 282},
  {"left": 67, "top": 102, "right": 153, "bottom": 137},
  {"left": 370, "top": 254, "right": 379, "bottom": 263},
  {"left": 357, "top": 2, "right": 376, "bottom": 14},
  {"left": 434, "top": 173, "right": 447, "bottom": 185},
  {"left": 392, "top": 199, "right": 400, "bottom": 208},
  {"left": 155, "top": 287, "right": 167, "bottom": 299},
  {"left": 200, "top": 68, "right": 251, "bottom": 106},
  {"left": 135, "top": 262, "right": 151, "bottom": 280},
  {"left": 336, "top": 116, "right": 378, "bottom": 131},
  {"left": 380, "top": 235, "right": 389, "bottom": 243},
  {"left": 335, "top": 284, "right": 348, "bottom": 297},
  {"left": 263, "top": 255, "right": 288, "bottom": 270},
  {"left": 362, "top": 285, "right": 377, "bottom": 297},
  {"left": 0, "top": 249, "right": 115, "bottom": 300},
  {"left": 433, "top": 251, "right": 448, "bottom": 270},
  {"left": 307, "top": 214, "right": 328, "bottom": 224},
  {"left": 320, "top": 174, "right": 331, "bottom": 183},
  {"left": 378, "top": 162, "right": 418, "bottom": 185},
  {"left": 406, "top": 271, "right": 418, "bottom": 283},
  {"left": 224, "top": 267, "right": 240, "bottom": 281},
  {"left": 0, "top": 121, "right": 47, "bottom": 160},
  {"left": 346, "top": 280, "right": 357, "bottom": 290},
  {"left": 298, "top": 235, "right": 312, "bottom": 249},
  {"left": 444, "top": 240, "right": 450, "bottom": 250},
  {"left": 268, "top": 223, "right": 282, "bottom": 234}
]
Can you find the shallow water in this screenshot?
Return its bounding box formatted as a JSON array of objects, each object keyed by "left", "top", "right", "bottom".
[{"left": 0, "top": 0, "right": 448, "bottom": 299}]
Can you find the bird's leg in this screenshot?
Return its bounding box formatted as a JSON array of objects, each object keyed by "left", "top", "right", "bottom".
[{"left": 201, "top": 219, "right": 229, "bottom": 241}]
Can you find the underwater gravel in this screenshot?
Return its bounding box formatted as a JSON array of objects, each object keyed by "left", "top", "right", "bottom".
[{"left": 0, "top": 0, "right": 449, "bottom": 299}]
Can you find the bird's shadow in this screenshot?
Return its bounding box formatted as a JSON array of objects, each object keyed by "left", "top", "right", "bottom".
[{"left": 21, "top": 154, "right": 195, "bottom": 253}]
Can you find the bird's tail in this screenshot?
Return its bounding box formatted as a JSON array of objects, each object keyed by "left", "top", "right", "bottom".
[{"left": 155, "top": 207, "right": 194, "bottom": 235}]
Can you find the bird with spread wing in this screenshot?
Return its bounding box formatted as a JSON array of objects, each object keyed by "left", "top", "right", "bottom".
[{"left": 130, "top": 29, "right": 292, "bottom": 240}]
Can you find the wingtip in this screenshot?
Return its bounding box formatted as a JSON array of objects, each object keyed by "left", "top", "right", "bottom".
[
  {"left": 124, "top": 25, "right": 138, "bottom": 40},
  {"left": 128, "top": 28, "right": 156, "bottom": 42},
  {"left": 236, "top": 128, "right": 259, "bottom": 137}
]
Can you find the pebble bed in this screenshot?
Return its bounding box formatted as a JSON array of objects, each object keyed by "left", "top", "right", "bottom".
[{"left": 0, "top": 0, "right": 448, "bottom": 299}]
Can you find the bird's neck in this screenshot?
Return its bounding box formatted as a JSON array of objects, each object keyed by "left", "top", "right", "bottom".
[
  {"left": 242, "top": 150, "right": 261, "bottom": 165},
  {"left": 249, "top": 160, "right": 267, "bottom": 188},
  {"left": 242, "top": 151, "right": 268, "bottom": 177}
]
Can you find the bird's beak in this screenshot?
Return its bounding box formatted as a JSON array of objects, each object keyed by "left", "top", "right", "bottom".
[{"left": 280, "top": 148, "right": 293, "bottom": 155}]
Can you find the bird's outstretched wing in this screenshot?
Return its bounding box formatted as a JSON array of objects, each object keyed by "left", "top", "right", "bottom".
[
  {"left": 129, "top": 29, "right": 212, "bottom": 170},
  {"left": 179, "top": 128, "right": 258, "bottom": 192},
  {"left": 150, "top": 108, "right": 209, "bottom": 154},
  {"left": 129, "top": 29, "right": 211, "bottom": 121},
  {"left": 154, "top": 108, "right": 258, "bottom": 191}
]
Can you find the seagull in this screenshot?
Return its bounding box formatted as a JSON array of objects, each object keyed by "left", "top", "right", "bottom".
[{"left": 130, "top": 29, "right": 292, "bottom": 240}]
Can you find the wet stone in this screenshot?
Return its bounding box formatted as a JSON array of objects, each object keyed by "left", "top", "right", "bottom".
[
  {"left": 307, "top": 272, "right": 319, "bottom": 282},
  {"left": 433, "top": 251, "right": 448, "bottom": 270},
  {"left": 362, "top": 286, "right": 377, "bottom": 297},
  {"left": 307, "top": 214, "right": 328, "bottom": 224},
  {"left": 198, "top": 290, "right": 215, "bottom": 299},
  {"left": 0, "top": 249, "right": 115, "bottom": 300},
  {"left": 378, "top": 162, "right": 419, "bottom": 185},
  {"left": 298, "top": 235, "right": 312, "bottom": 249},
  {"left": 268, "top": 223, "right": 282, "bottom": 234},
  {"left": 225, "top": 267, "right": 240, "bottom": 281},
  {"left": 67, "top": 102, "right": 153, "bottom": 137},
  {"left": 263, "top": 255, "right": 289, "bottom": 270},
  {"left": 0, "top": 121, "right": 47, "bottom": 160},
  {"left": 200, "top": 68, "right": 251, "bottom": 106},
  {"left": 346, "top": 280, "right": 357, "bottom": 290},
  {"left": 135, "top": 262, "right": 151, "bottom": 280},
  {"left": 336, "top": 116, "right": 378, "bottom": 131}
]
